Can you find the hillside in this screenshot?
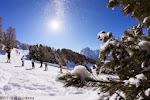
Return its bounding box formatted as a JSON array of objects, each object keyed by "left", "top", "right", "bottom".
[{"left": 29, "top": 45, "right": 97, "bottom": 68}]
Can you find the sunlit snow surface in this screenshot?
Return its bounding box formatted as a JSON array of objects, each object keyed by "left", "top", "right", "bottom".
[
  {"left": 0, "top": 49, "right": 120, "bottom": 100},
  {"left": 0, "top": 49, "right": 99, "bottom": 100}
]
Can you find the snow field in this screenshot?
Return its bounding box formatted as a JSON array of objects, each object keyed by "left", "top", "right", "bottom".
[{"left": 0, "top": 49, "right": 99, "bottom": 100}]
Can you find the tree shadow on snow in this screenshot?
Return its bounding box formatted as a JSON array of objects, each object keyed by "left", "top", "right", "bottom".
[
  {"left": 15, "top": 66, "right": 23, "bottom": 67},
  {"left": 25, "top": 55, "right": 30, "bottom": 60},
  {"left": 0, "top": 62, "right": 9, "bottom": 63},
  {"left": 25, "top": 68, "right": 32, "bottom": 70},
  {"left": 0, "top": 62, "right": 5, "bottom": 63}
]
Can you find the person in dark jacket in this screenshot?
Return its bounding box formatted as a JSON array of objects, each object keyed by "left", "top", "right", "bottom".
[
  {"left": 40, "top": 60, "right": 43, "bottom": 68},
  {"left": 59, "top": 65, "right": 63, "bottom": 73},
  {"left": 32, "top": 59, "right": 35, "bottom": 69},
  {"left": 7, "top": 52, "right": 11, "bottom": 63},
  {"left": 21, "top": 55, "right": 24, "bottom": 66}
]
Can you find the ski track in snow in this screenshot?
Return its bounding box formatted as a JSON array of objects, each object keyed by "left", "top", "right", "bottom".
[{"left": 0, "top": 49, "right": 99, "bottom": 100}]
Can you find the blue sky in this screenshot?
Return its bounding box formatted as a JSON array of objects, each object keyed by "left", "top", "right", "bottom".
[{"left": 0, "top": 0, "right": 137, "bottom": 52}]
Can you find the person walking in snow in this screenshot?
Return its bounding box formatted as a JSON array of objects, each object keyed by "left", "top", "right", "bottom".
[
  {"left": 40, "top": 60, "right": 43, "bottom": 68},
  {"left": 59, "top": 65, "right": 63, "bottom": 73},
  {"left": 67, "top": 66, "right": 69, "bottom": 71},
  {"left": 7, "top": 52, "right": 11, "bottom": 63},
  {"left": 21, "top": 55, "right": 24, "bottom": 66},
  {"left": 15, "top": 50, "right": 17, "bottom": 55},
  {"left": 31, "top": 59, "right": 35, "bottom": 69},
  {"left": 44, "top": 62, "right": 48, "bottom": 71}
]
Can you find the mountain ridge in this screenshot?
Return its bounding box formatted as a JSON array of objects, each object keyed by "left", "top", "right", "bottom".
[{"left": 80, "top": 47, "right": 100, "bottom": 60}]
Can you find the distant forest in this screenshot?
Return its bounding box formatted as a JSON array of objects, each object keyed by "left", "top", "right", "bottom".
[{"left": 29, "top": 44, "right": 97, "bottom": 66}]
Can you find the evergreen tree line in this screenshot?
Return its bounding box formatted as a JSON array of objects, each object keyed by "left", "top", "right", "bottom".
[{"left": 29, "top": 44, "right": 97, "bottom": 66}]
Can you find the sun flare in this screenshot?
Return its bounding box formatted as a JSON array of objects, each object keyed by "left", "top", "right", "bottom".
[{"left": 50, "top": 20, "right": 60, "bottom": 30}]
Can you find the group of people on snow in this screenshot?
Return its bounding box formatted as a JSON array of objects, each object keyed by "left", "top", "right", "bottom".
[
  {"left": 7, "top": 52, "right": 69, "bottom": 72},
  {"left": 15, "top": 50, "right": 20, "bottom": 55},
  {"left": 39, "top": 61, "right": 48, "bottom": 71}
]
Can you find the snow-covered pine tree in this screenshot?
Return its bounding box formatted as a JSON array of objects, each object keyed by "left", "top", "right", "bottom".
[
  {"left": 45, "top": 46, "right": 55, "bottom": 63},
  {"left": 54, "top": 49, "right": 66, "bottom": 65},
  {"left": 29, "top": 45, "right": 38, "bottom": 60},
  {"left": 38, "top": 44, "right": 45, "bottom": 62},
  {"left": 97, "top": 0, "right": 150, "bottom": 99}
]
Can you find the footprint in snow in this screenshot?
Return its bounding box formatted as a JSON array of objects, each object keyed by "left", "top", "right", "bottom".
[
  {"left": 25, "top": 68, "right": 33, "bottom": 70},
  {"left": 32, "top": 84, "right": 45, "bottom": 87},
  {"left": 0, "top": 89, "right": 5, "bottom": 95},
  {"left": 37, "top": 88, "right": 46, "bottom": 90},
  {"left": 15, "top": 66, "right": 23, "bottom": 67},
  {"left": 49, "top": 93, "right": 56, "bottom": 96},
  {"left": 8, "top": 82, "right": 21, "bottom": 87},
  {"left": 24, "top": 86, "right": 37, "bottom": 90},
  {"left": 3, "top": 85, "right": 12, "bottom": 91}
]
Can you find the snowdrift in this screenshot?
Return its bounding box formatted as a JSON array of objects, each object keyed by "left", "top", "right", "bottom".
[{"left": 71, "top": 65, "right": 94, "bottom": 82}]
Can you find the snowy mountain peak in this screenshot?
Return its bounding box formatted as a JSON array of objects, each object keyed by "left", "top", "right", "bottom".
[
  {"left": 80, "top": 47, "right": 100, "bottom": 60},
  {"left": 80, "top": 47, "right": 112, "bottom": 61}
]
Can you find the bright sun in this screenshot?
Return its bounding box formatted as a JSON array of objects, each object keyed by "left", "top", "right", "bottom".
[{"left": 50, "top": 20, "right": 60, "bottom": 30}]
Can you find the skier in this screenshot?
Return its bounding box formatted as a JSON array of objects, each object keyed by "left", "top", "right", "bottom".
[
  {"left": 44, "top": 62, "right": 48, "bottom": 71},
  {"left": 31, "top": 59, "right": 35, "bottom": 69},
  {"left": 7, "top": 52, "right": 11, "bottom": 63},
  {"left": 21, "top": 55, "right": 24, "bottom": 66},
  {"left": 59, "top": 65, "right": 63, "bottom": 73}
]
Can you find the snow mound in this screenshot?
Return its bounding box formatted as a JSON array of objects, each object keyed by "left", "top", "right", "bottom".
[{"left": 71, "top": 65, "right": 93, "bottom": 81}]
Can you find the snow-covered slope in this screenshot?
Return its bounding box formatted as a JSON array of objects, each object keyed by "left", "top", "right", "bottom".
[
  {"left": 80, "top": 47, "right": 100, "bottom": 60},
  {"left": 0, "top": 49, "right": 99, "bottom": 100},
  {"left": 16, "top": 40, "right": 30, "bottom": 50}
]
